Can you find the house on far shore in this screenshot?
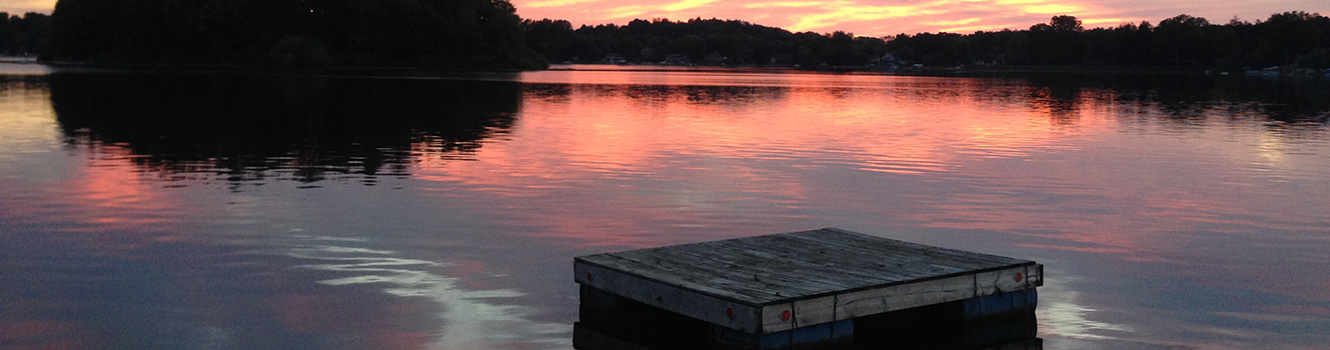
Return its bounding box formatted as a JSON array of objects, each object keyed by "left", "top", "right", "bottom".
[
  {"left": 663, "top": 54, "right": 689, "bottom": 65},
  {"left": 704, "top": 51, "right": 724, "bottom": 64},
  {"left": 881, "top": 53, "right": 899, "bottom": 70},
  {"left": 600, "top": 54, "right": 626, "bottom": 65}
]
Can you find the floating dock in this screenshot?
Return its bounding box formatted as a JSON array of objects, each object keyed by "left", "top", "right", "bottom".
[{"left": 573, "top": 228, "right": 1043, "bottom": 349}]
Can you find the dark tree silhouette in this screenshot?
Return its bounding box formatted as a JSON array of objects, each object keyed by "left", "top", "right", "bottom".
[
  {"left": 0, "top": 12, "right": 50, "bottom": 56},
  {"left": 1026, "top": 15, "right": 1086, "bottom": 64},
  {"left": 883, "top": 12, "right": 1330, "bottom": 69},
  {"left": 522, "top": 17, "right": 889, "bottom": 67},
  {"left": 30, "top": 7, "right": 1330, "bottom": 71},
  {"left": 1049, "top": 15, "right": 1084, "bottom": 32},
  {"left": 1153, "top": 14, "right": 1213, "bottom": 65},
  {"left": 43, "top": 0, "right": 546, "bottom": 69}
]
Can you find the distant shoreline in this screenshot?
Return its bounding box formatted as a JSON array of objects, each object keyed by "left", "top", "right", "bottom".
[
  {"left": 11, "top": 61, "right": 1327, "bottom": 81},
  {"left": 29, "top": 60, "right": 536, "bottom": 75},
  {"left": 547, "top": 63, "right": 1210, "bottom": 76},
  {"left": 15, "top": 61, "right": 1196, "bottom": 76},
  {"left": 549, "top": 63, "right": 1330, "bottom": 80},
  {"left": 0, "top": 56, "right": 38, "bottom": 64}
]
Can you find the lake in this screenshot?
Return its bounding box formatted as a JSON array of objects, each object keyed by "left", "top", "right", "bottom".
[{"left": 1, "top": 63, "right": 1328, "bottom": 349}]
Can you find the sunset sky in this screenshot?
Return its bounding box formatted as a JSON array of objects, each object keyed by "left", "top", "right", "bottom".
[{"left": 4, "top": 0, "right": 1327, "bottom": 36}]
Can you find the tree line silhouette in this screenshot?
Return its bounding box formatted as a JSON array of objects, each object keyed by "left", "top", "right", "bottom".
[
  {"left": 15, "top": 0, "right": 1330, "bottom": 71},
  {"left": 0, "top": 12, "right": 48, "bottom": 56},
  {"left": 885, "top": 12, "right": 1330, "bottom": 69},
  {"left": 41, "top": 0, "right": 544, "bottom": 69},
  {"left": 524, "top": 12, "right": 1330, "bottom": 70},
  {"left": 523, "top": 18, "right": 889, "bottom": 67}
]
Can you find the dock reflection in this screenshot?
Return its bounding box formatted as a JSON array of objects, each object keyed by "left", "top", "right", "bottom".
[{"left": 573, "top": 296, "right": 1040, "bottom": 350}]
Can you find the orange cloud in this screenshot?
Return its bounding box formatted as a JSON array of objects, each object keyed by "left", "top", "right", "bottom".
[
  {"left": 511, "top": 0, "right": 1145, "bottom": 35},
  {"left": 1023, "top": 4, "right": 1082, "bottom": 14},
  {"left": 1082, "top": 18, "right": 1127, "bottom": 25},
  {"left": 776, "top": 0, "right": 1116, "bottom": 33},
  {"left": 0, "top": 0, "right": 55, "bottom": 14},
  {"left": 11, "top": 0, "right": 1330, "bottom": 37},
  {"left": 513, "top": 0, "right": 1330, "bottom": 36},
  {"left": 605, "top": 0, "right": 722, "bottom": 19},
  {"left": 663, "top": 0, "right": 721, "bottom": 11},
  {"left": 920, "top": 17, "right": 982, "bottom": 26},
  {"left": 526, "top": 0, "right": 602, "bottom": 8},
  {"left": 744, "top": 1, "right": 834, "bottom": 8}
]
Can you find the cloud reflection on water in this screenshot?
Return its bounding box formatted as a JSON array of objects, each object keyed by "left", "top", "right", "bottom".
[
  {"left": 3, "top": 69, "right": 1330, "bottom": 348},
  {"left": 1037, "top": 272, "right": 1133, "bottom": 340},
  {"left": 286, "top": 241, "right": 569, "bottom": 350}
]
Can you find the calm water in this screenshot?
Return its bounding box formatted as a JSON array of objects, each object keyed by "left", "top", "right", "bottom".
[{"left": 2, "top": 63, "right": 1328, "bottom": 349}]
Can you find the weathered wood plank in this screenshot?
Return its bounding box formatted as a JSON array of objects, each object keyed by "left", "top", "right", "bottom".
[
  {"left": 686, "top": 238, "right": 894, "bottom": 293},
  {"left": 769, "top": 268, "right": 1036, "bottom": 333},
  {"left": 608, "top": 249, "right": 787, "bottom": 296},
  {"left": 575, "top": 258, "right": 762, "bottom": 333},
  {"left": 774, "top": 235, "right": 990, "bottom": 283},
  {"left": 760, "top": 301, "right": 794, "bottom": 333},
  {"left": 814, "top": 228, "right": 1027, "bottom": 266},
  {"left": 1026, "top": 264, "right": 1044, "bottom": 287},
  {"left": 665, "top": 243, "right": 856, "bottom": 293},
  {"left": 801, "top": 228, "right": 1026, "bottom": 268},
  {"left": 704, "top": 238, "right": 907, "bottom": 289},
  {"left": 575, "top": 228, "right": 1044, "bottom": 335},
  {"left": 722, "top": 234, "right": 921, "bottom": 280},
  {"left": 577, "top": 254, "right": 757, "bottom": 301},
  {"left": 975, "top": 264, "right": 1032, "bottom": 295},
  {"left": 610, "top": 245, "right": 838, "bottom": 303},
  {"left": 791, "top": 230, "right": 1034, "bottom": 285},
  {"left": 791, "top": 294, "right": 836, "bottom": 327},
  {"left": 764, "top": 233, "right": 974, "bottom": 282},
  {"left": 834, "top": 273, "right": 978, "bottom": 320}
]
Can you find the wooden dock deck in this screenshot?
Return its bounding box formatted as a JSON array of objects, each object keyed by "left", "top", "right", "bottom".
[{"left": 573, "top": 228, "right": 1043, "bottom": 349}]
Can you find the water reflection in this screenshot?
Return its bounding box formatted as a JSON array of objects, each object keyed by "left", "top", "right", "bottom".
[
  {"left": 1017, "top": 73, "right": 1330, "bottom": 126},
  {"left": 28, "top": 68, "right": 1329, "bottom": 179},
  {"left": 6, "top": 72, "right": 566, "bottom": 350},
  {"left": 48, "top": 73, "right": 521, "bottom": 186},
  {"left": 43, "top": 71, "right": 1330, "bottom": 189},
  {"left": 286, "top": 237, "right": 567, "bottom": 349},
  {"left": 3, "top": 68, "right": 1330, "bottom": 349},
  {"left": 573, "top": 310, "right": 1041, "bottom": 350},
  {"left": 0, "top": 75, "right": 57, "bottom": 166}
]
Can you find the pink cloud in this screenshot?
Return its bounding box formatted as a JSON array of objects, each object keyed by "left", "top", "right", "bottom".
[
  {"left": 512, "top": 0, "right": 1330, "bottom": 36},
  {"left": 0, "top": 0, "right": 56, "bottom": 14},
  {"left": 10, "top": 0, "right": 1330, "bottom": 37}
]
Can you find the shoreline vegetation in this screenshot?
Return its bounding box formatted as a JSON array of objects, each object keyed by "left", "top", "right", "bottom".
[
  {"left": 522, "top": 13, "right": 1330, "bottom": 76},
  {"left": 39, "top": 0, "right": 546, "bottom": 70},
  {"left": 3, "top": 2, "right": 1329, "bottom": 74}
]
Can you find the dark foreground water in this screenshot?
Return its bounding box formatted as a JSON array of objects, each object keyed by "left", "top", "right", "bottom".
[{"left": 2, "top": 64, "right": 1328, "bottom": 349}]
